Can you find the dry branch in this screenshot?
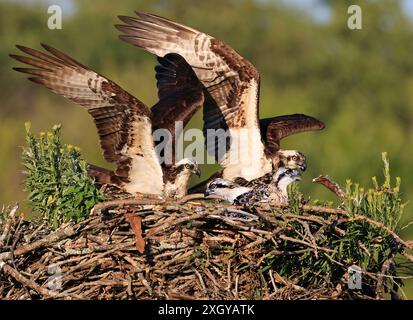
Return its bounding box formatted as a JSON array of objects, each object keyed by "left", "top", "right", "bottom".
[{"left": 0, "top": 198, "right": 411, "bottom": 300}]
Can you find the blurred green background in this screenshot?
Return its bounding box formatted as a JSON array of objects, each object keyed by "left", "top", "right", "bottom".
[{"left": 1, "top": 0, "right": 413, "bottom": 298}]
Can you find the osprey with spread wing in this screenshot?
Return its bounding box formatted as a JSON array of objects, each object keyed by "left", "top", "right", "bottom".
[
  {"left": 116, "top": 12, "right": 325, "bottom": 188},
  {"left": 11, "top": 45, "right": 202, "bottom": 198}
]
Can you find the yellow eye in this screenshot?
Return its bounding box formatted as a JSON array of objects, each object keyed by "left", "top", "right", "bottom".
[
  {"left": 185, "top": 164, "right": 191, "bottom": 169},
  {"left": 292, "top": 156, "right": 298, "bottom": 161}
]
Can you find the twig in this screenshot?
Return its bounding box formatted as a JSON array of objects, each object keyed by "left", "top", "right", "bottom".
[
  {"left": 312, "top": 175, "right": 346, "bottom": 201},
  {"left": 0, "top": 262, "right": 85, "bottom": 299},
  {"left": 92, "top": 198, "right": 165, "bottom": 215}
]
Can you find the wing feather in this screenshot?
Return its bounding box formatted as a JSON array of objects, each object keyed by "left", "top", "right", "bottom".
[
  {"left": 151, "top": 53, "right": 204, "bottom": 181},
  {"left": 116, "top": 13, "right": 269, "bottom": 180},
  {"left": 260, "top": 114, "right": 325, "bottom": 155},
  {"left": 11, "top": 44, "right": 164, "bottom": 194}
]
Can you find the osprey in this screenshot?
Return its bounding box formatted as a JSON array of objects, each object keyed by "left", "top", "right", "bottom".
[
  {"left": 204, "top": 178, "right": 252, "bottom": 203},
  {"left": 11, "top": 45, "right": 203, "bottom": 198},
  {"left": 116, "top": 12, "right": 325, "bottom": 187},
  {"left": 234, "top": 168, "right": 301, "bottom": 205},
  {"left": 205, "top": 168, "right": 301, "bottom": 205}
]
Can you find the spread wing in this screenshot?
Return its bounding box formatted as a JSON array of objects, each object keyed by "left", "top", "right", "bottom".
[
  {"left": 259, "top": 114, "right": 325, "bottom": 155},
  {"left": 151, "top": 53, "right": 204, "bottom": 170},
  {"left": 11, "top": 44, "right": 164, "bottom": 194},
  {"left": 116, "top": 12, "right": 269, "bottom": 180}
]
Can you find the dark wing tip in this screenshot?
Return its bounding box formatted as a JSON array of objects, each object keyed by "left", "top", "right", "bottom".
[
  {"left": 12, "top": 67, "right": 28, "bottom": 73},
  {"left": 40, "top": 42, "right": 51, "bottom": 51},
  {"left": 134, "top": 11, "right": 149, "bottom": 18},
  {"left": 289, "top": 113, "right": 326, "bottom": 130},
  {"left": 118, "top": 35, "right": 128, "bottom": 44},
  {"left": 118, "top": 35, "right": 131, "bottom": 41},
  {"left": 14, "top": 45, "right": 36, "bottom": 56},
  {"left": 9, "top": 54, "right": 25, "bottom": 62},
  {"left": 307, "top": 115, "right": 326, "bottom": 130},
  {"left": 28, "top": 77, "right": 44, "bottom": 84},
  {"left": 114, "top": 23, "right": 123, "bottom": 30},
  {"left": 319, "top": 121, "right": 326, "bottom": 130},
  {"left": 15, "top": 44, "right": 28, "bottom": 51}
]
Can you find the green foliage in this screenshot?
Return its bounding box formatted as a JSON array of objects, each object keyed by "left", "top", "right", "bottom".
[
  {"left": 345, "top": 152, "right": 406, "bottom": 231},
  {"left": 263, "top": 153, "right": 409, "bottom": 293},
  {"left": 22, "top": 123, "right": 105, "bottom": 228},
  {"left": 287, "top": 182, "right": 303, "bottom": 214}
]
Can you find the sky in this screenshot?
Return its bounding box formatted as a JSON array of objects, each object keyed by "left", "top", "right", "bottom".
[
  {"left": 280, "top": 0, "right": 413, "bottom": 23},
  {"left": 5, "top": 0, "right": 413, "bottom": 22}
]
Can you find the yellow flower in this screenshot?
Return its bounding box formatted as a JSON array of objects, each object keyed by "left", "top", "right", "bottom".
[{"left": 47, "top": 195, "right": 56, "bottom": 205}]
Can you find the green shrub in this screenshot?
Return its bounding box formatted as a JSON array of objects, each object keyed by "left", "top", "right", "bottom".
[
  {"left": 267, "top": 153, "right": 410, "bottom": 294},
  {"left": 345, "top": 152, "right": 406, "bottom": 232},
  {"left": 22, "top": 123, "right": 105, "bottom": 228}
]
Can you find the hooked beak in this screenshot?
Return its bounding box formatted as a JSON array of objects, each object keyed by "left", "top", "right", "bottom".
[
  {"left": 193, "top": 167, "right": 201, "bottom": 178},
  {"left": 299, "top": 162, "right": 307, "bottom": 172},
  {"left": 204, "top": 189, "right": 210, "bottom": 196}
]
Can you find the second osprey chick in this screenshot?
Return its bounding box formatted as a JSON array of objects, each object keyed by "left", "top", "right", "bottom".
[
  {"left": 234, "top": 168, "right": 301, "bottom": 206},
  {"left": 205, "top": 178, "right": 252, "bottom": 203},
  {"left": 205, "top": 168, "right": 301, "bottom": 206}
]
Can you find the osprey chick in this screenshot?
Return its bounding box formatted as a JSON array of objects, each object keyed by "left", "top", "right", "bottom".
[
  {"left": 234, "top": 168, "right": 301, "bottom": 206},
  {"left": 205, "top": 178, "right": 252, "bottom": 203},
  {"left": 205, "top": 168, "right": 301, "bottom": 205}
]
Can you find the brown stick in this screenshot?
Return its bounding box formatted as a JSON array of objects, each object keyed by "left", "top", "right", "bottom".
[
  {"left": 0, "top": 224, "right": 75, "bottom": 262},
  {"left": 146, "top": 212, "right": 209, "bottom": 237},
  {"left": 176, "top": 193, "right": 205, "bottom": 204},
  {"left": 259, "top": 202, "right": 348, "bottom": 215},
  {"left": 0, "top": 262, "right": 85, "bottom": 299},
  {"left": 312, "top": 175, "right": 346, "bottom": 201},
  {"left": 354, "top": 215, "right": 412, "bottom": 249},
  {"left": 92, "top": 198, "right": 165, "bottom": 214}
]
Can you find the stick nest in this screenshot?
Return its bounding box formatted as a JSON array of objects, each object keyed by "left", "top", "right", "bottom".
[{"left": 1, "top": 197, "right": 412, "bottom": 300}]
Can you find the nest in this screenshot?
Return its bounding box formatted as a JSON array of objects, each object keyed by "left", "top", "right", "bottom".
[{"left": 0, "top": 196, "right": 412, "bottom": 300}]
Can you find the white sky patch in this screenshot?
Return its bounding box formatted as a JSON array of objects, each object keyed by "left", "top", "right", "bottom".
[
  {"left": 6, "top": 0, "right": 413, "bottom": 22},
  {"left": 265, "top": 0, "right": 413, "bottom": 23},
  {"left": 6, "top": 0, "right": 76, "bottom": 16}
]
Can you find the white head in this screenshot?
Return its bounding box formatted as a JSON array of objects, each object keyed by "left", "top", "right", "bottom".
[
  {"left": 164, "top": 158, "right": 201, "bottom": 199},
  {"left": 272, "top": 167, "right": 302, "bottom": 193},
  {"left": 174, "top": 158, "right": 201, "bottom": 178},
  {"left": 277, "top": 150, "right": 307, "bottom": 171},
  {"left": 205, "top": 178, "right": 251, "bottom": 203}
]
